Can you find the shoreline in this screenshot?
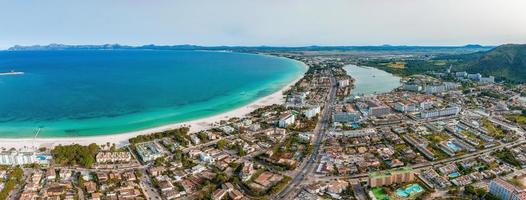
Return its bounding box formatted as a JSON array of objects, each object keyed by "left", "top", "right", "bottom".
[{"left": 0, "top": 59, "right": 307, "bottom": 149}]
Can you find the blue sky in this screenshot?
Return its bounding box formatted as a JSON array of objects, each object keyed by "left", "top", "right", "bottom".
[{"left": 1, "top": 0, "right": 525, "bottom": 49}]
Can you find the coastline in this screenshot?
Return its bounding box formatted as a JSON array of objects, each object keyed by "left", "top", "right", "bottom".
[{"left": 0, "top": 59, "right": 307, "bottom": 149}]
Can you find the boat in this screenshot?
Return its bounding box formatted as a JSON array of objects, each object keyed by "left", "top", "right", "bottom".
[{"left": 0, "top": 70, "right": 24, "bottom": 76}]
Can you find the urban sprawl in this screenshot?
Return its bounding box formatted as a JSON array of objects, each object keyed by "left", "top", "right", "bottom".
[{"left": 2, "top": 52, "right": 526, "bottom": 200}]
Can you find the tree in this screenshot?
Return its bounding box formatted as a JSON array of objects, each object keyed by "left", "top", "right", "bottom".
[
  {"left": 51, "top": 143, "right": 100, "bottom": 168},
  {"left": 216, "top": 139, "right": 228, "bottom": 150}
]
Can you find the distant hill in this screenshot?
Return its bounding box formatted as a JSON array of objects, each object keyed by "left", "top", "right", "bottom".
[
  {"left": 447, "top": 44, "right": 526, "bottom": 83},
  {"left": 7, "top": 43, "right": 493, "bottom": 53}
]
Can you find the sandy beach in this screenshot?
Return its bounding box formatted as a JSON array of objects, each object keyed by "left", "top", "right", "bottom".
[{"left": 0, "top": 62, "right": 307, "bottom": 149}]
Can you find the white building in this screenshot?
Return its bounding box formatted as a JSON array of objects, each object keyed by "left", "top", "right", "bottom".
[
  {"left": 480, "top": 76, "right": 495, "bottom": 83},
  {"left": 455, "top": 72, "right": 468, "bottom": 77},
  {"left": 278, "top": 113, "right": 296, "bottom": 128},
  {"left": 338, "top": 79, "right": 350, "bottom": 87},
  {"left": 96, "top": 152, "right": 132, "bottom": 163},
  {"left": 135, "top": 142, "right": 164, "bottom": 162},
  {"left": 304, "top": 106, "right": 321, "bottom": 119},
  {"left": 394, "top": 102, "right": 408, "bottom": 113},
  {"left": 421, "top": 106, "right": 461, "bottom": 119},
  {"left": 402, "top": 84, "right": 422, "bottom": 92},
  {"left": 329, "top": 128, "right": 377, "bottom": 137},
  {"left": 467, "top": 73, "right": 482, "bottom": 81},
  {"left": 199, "top": 152, "right": 215, "bottom": 164},
  {"left": 0, "top": 150, "right": 38, "bottom": 165},
  {"left": 420, "top": 101, "right": 434, "bottom": 110}
]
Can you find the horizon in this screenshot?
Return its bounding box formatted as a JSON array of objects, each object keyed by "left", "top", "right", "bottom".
[
  {"left": 1, "top": 0, "right": 526, "bottom": 49},
  {"left": 3, "top": 43, "right": 502, "bottom": 51}
]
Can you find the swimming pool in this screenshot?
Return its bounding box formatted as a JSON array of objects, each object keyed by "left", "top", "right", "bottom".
[
  {"left": 447, "top": 141, "right": 461, "bottom": 152},
  {"left": 37, "top": 155, "right": 47, "bottom": 161},
  {"left": 395, "top": 184, "right": 424, "bottom": 197},
  {"left": 448, "top": 172, "right": 460, "bottom": 178}
]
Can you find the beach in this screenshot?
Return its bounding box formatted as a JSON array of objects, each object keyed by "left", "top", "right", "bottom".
[{"left": 0, "top": 61, "right": 307, "bottom": 149}]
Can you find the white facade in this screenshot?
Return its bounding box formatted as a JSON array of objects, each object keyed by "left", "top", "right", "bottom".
[
  {"left": 421, "top": 106, "right": 460, "bottom": 119},
  {"left": 304, "top": 106, "right": 321, "bottom": 119},
  {"left": 403, "top": 84, "right": 422, "bottom": 92},
  {"left": 0, "top": 150, "right": 37, "bottom": 165},
  {"left": 278, "top": 114, "right": 295, "bottom": 128},
  {"left": 394, "top": 102, "right": 407, "bottom": 113},
  {"left": 338, "top": 79, "right": 350, "bottom": 87}
]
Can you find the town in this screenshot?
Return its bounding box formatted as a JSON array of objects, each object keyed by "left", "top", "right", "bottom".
[{"left": 2, "top": 51, "right": 526, "bottom": 200}]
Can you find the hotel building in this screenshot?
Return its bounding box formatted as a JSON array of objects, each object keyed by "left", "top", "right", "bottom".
[
  {"left": 369, "top": 167, "right": 414, "bottom": 187},
  {"left": 489, "top": 178, "right": 526, "bottom": 200}
]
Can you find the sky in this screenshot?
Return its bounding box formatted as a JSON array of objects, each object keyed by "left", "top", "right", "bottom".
[{"left": 1, "top": 0, "right": 526, "bottom": 49}]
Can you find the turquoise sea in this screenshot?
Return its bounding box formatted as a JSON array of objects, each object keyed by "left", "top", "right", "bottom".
[
  {"left": 344, "top": 64, "right": 401, "bottom": 95},
  {"left": 0, "top": 50, "right": 305, "bottom": 138}
]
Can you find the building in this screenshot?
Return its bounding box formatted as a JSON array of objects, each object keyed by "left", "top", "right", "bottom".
[
  {"left": 330, "top": 128, "right": 376, "bottom": 138},
  {"left": 287, "top": 92, "right": 307, "bottom": 106},
  {"left": 420, "top": 106, "right": 460, "bottom": 119},
  {"left": 0, "top": 150, "right": 37, "bottom": 165},
  {"left": 455, "top": 71, "right": 468, "bottom": 77},
  {"left": 369, "top": 167, "right": 415, "bottom": 187},
  {"left": 420, "top": 100, "right": 434, "bottom": 110},
  {"left": 489, "top": 178, "right": 526, "bottom": 200},
  {"left": 199, "top": 152, "right": 215, "bottom": 163},
  {"left": 212, "top": 189, "right": 228, "bottom": 200},
  {"left": 332, "top": 112, "right": 360, "bottom": 123},
  {"left": 96, "top": 152, "right": 132, "bottom": 163},
  {"left": 135, "top": 142, "right": 164, "bottom": 162},
  {"left": 338, "top": 79, "right": 350, "bottom": 87},
  {"left": 278, "top": 113, "right": 295, "bottom": 128},
  {"left": 402, "top": 84, "right": 422, "bottom": 92},
  {"left": 394, "top": 102, "right": 408, "bottom": 113},
  {"left": 304, "top": 106, "right": 321, "bottom": 119},
  {"left": 369, "top": 106, "right": 390, "bottom": 117},
  {"left": 480, "top": 76, "right": 495, "bottom": 83},
  {"left": 467, "top": 73, "right": 482, "bottom": 81}
]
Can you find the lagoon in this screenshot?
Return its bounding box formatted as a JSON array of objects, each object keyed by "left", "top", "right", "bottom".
[{"left": 344, "top": 64, "right": 401, "bottom": 95}]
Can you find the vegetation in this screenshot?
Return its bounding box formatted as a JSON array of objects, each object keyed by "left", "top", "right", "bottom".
[
  {"left": 505, "top": 114, "right": 526, "bottom": 125},
  {"left": 464, "top": 184, "right": 488, "bottom": 199},
  {"left": 358, "top": 59, "right": 452, "bottom": 77},
  {"left": 52, "top": 143, "right": 99, "bottom": 168},
  {"left": 216, "top": 139, "right": 228, "bottom": 150},
  {"left": 359, "top": 44, "right": 526, "bottom": 83},
  {"left": 0, "top": 166, "right": 24, "bottom": 200},
  {"left": 451, "top": 44, "right": 526, "bottom": 83},
  {"left": 493, "top": 149, "right": 521, "bottom": 167},
  {"left": 128, "top": 127, "right": 190, "bottom": 145},
  {"left": 229, "top": 142, "right": 246, "bottom": 156},
  {"left": 482, "top": 119, "right": 506, "bottom": 139},
  {"left": 371, "top": 187, "right": 390, "bottom": 200}
]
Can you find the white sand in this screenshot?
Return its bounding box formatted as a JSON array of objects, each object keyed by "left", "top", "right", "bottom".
[{"left": 0, "top": 62, "right": 307, "bottom": 150}]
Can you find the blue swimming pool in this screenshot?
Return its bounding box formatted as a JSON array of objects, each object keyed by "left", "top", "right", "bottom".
[
  {"left": 395, "top": 184, "right": 424, "bottom": 197},
  {"left": 447, "top": 141, "right": 461, "bottom": 152},
  {"left": 37, "top": 155, "right": 46, "bottom": 161},
  {"left": 448, "top": 172, "right": 460, "bottom": 178}
]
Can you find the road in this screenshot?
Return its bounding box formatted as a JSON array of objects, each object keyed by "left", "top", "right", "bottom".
[
  {"left": 274, "top": 70, "right": 337, "bottom": 200},
  {"left": 139, "top": 168, "right": 162, "bottom": 200}
]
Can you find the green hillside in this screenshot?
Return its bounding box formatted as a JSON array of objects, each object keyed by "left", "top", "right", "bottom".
[{"left": 452, "top": 44, "right": 526, "bottom": 83}]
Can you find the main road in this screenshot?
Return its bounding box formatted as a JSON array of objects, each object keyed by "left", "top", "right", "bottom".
[{"left": 275, "top": 70, "right": 337, "bottom": 200}]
